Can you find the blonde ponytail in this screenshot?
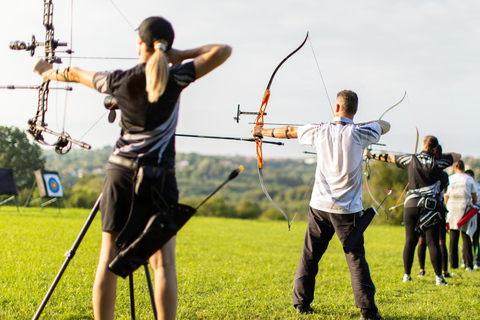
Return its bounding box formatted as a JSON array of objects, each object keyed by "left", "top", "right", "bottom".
[{"left": 145, "top": 41, "right": 169, "bottom": 102}]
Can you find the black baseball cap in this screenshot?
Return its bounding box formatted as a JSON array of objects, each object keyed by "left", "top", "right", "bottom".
[{"left": 137, "top": 16, "right": 174, "bottom": 50}]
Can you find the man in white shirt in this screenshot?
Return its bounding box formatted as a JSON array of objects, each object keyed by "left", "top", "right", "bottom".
[{"left": 252, "top": 90, "right": 390, "bottom": 319}]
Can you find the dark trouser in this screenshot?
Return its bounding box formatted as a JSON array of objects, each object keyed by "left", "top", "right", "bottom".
[
  {"left": 293, "top": 207, "right": 377, "bottom": 312},
  {"left": 417, "top": 214, "right": 448, "bottom": 272},
  {"left": 403, "top": 206, "right": 442, "bottom": 276},
  {"left": 473, "top": 214, "right": 480, "bottom": 264},
  {"left": 450, "top": 229, "right": 473, "bottom": 269}
]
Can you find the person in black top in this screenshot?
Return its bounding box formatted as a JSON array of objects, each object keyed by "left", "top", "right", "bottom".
[
  {"left": 366, "top": 135, "right": 461, "bottom": 285},
  {"left": 34, "top": 16, "right": 231, "bottom": 320}
]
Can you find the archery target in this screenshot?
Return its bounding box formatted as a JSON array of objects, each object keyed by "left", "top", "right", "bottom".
[{"left": 42, "top": 173, "right": 64, "bottom": 197}]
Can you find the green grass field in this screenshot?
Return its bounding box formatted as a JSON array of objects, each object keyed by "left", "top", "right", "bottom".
[{"left": 1, "top": 206, "right": 479, "bottom": 319}]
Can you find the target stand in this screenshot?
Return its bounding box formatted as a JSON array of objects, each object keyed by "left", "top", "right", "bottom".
[{"left": 23, "top": 170, "right": 64, "bottom": 213}]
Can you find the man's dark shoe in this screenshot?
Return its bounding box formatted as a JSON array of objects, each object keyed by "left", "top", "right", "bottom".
[
  {"left": 296, "top": 305, "right": 314, "bottom": 314},
  {"left": 360, "top": 310, "right": 382, "bottom": 319}
]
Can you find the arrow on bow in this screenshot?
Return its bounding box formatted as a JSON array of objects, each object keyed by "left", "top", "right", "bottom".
[
  {"left": 253, "top": 32, "right": 309, "bottom": 230},
  {"left": 102, "top": 96, "right": 284, "bottom": 146},
  {"left": 9, "top": 0, "right": 91, "bottom": 155}
]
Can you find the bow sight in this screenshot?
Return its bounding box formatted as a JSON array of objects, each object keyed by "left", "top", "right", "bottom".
[
  {"left": 9, "top": 36, "right": 69, "bottom": 63},
  {"left": 233, "top": 104, "right": 266, "bottom": 123}
]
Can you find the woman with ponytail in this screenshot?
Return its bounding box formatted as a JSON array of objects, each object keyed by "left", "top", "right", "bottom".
[
  {"left": 34, "top": 16, "right": 231, "bottom": 320},
  {"left": 365, "top": 136, "right": 461, "bottom": 285}
]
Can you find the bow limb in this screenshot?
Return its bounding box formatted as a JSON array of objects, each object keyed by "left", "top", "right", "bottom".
[
  {"left": 392, "top": 92, "right": 420, "bottom": 209},
  {"left": 379, "top": 90, "right": 406, "bottom": 120},
  {"left": 379, "top": 90, "right": 419, "bottom": 153},
  {"left": 258, "top": 167, "right": 291, "bottom": 229},
  {"left": 365, "top": 91, "right": 408, "bottom": 217},
  {"left": 371, "top": 91, "right": 419, "bottom": 213},
  {"left": 254, "top": 33, "right": 309, "bottom": 229}
]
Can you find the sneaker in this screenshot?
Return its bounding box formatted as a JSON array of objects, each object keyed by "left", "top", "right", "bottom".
[
  {"left": 360, "top": 311, "right": 383, "bottom": 319},
  {"left": 465, "top": 267, "right": 475, "bottom": 271},
  {"left": 436, "top": 275, "right": 448, "bottom": 286},
  {"left": 296, "top": 305, "right": 313, "bottom": 314},
  {"left": 403, "top": 274, "right": 412, "bottom": 282},
  {"left": 474, "top": 264, "right": 479, "bottom": 271},
  {"left": 442, "top": 271, "right": 451, "bottom": 278},
  {"left": 417, "top": 270, "right": 426, "bottom": 277}
]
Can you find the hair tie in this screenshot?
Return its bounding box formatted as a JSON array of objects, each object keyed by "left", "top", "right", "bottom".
[{"left": 154, "top": 43, "right": 167, "bottom": 51}]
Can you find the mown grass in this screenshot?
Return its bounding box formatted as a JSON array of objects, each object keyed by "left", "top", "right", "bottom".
[{"left": 1, "top": 206, "right": 479, "bottom": 319}]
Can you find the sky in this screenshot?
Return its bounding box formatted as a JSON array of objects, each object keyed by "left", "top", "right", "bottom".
[{"left": 1, "top": 0, "right": 479, "bottom": 160}]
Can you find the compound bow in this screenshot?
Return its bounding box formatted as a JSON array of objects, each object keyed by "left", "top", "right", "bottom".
[{"left": 9, "top": 0, "right": 91, "bottom": 154}]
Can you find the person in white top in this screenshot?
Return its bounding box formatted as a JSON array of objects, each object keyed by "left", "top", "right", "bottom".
[
  {"left": 252, "top": 90, "right": 390, "bottom": 320},
  {"left": 445, "top": 160, "right": 477, "bottom": 271},
  {"left": 465, "top": 170, "right": 480, "bottom": 270}
]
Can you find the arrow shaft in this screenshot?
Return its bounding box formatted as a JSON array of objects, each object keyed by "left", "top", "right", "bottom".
[{"left": 175, "top": 134, "right": 284, "bottom": 146}]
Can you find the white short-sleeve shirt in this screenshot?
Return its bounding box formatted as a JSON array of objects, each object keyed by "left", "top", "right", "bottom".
[
  {"left": 297, "top": 116, "right": 381, "bottom": 213},
  {"left": 446, "top": 172, "right": 478, "bottom": 230}
]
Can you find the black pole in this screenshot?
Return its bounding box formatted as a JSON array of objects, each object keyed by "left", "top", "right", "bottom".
[
  {"left": 129, "top": 274, "right": 136, "bottom": 320},
  {"left": 144, "top": 264, "right": 158, "bottom": 319},
  {"left": 32, "top": 194, "right": 102, "bottom": 320}
]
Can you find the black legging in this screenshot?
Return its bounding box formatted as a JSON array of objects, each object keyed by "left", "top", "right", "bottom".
[
  {"left": 450, "top": 229, "right": 473, "bottom": 269},
  {"left": 417, "top": 214, "right": 448, "bottom": 273},
  {"left": 404, "top": 206, "right": 442, "bottom": 276}
]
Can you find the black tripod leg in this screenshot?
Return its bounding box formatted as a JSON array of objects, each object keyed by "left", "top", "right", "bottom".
[
  {"left": 32, "top": 194, "right": 103, "bottom": 320},
  {"left": 129, "top": 274, "right": 135, "bottom": 320},
  {"left": 144, "top": 264, "right": 158, "bottom": 319}
]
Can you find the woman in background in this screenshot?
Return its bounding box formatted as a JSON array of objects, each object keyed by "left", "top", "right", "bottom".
[{"left": 366, "top": 136, "right": 460, "bottom": 285}]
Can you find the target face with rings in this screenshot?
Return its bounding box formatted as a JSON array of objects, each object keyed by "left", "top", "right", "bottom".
[
  {"left": 48, "top": 178, "right": 60, "bottom": 192},
  {"left": 42, "top": 173, "right": 64, "bottom": 197}
]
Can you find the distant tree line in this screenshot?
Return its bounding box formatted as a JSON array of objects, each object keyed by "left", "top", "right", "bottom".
[
  {"left": 0, "top": 126, "right": 45, "bottom": 200},
  {"left": 3, "top": 125, "right": 480, "bottom": 225}
]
